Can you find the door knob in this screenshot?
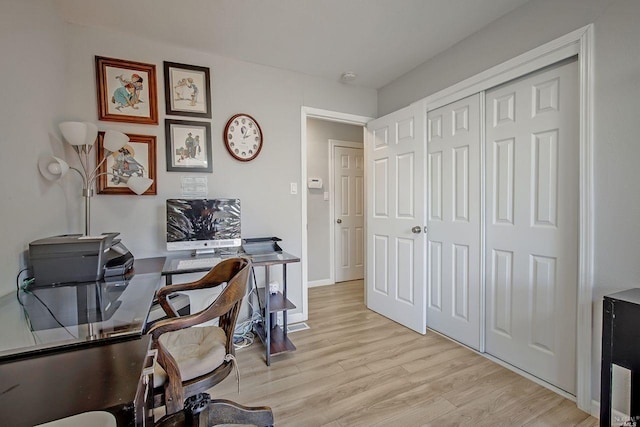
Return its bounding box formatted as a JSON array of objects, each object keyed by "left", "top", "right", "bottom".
[
  {"left": 336, "top": 219, "right": 342, "bottom": 224},
  {"left": 411, "top": 226, "right": 422, "bottom": 234}
]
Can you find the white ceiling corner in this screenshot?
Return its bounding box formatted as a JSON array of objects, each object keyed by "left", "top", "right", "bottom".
[{"left": 53, "top": 0, "right": 531, "bottom": 89}]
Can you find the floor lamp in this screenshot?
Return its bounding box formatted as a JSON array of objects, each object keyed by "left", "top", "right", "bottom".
[{"left": 39, "top": 121, "right": 153, "bottom": 235}]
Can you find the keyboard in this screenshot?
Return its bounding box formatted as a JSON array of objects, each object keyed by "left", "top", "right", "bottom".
[{"left": 176, "top": 257, "right": 221, "bottom": 270}]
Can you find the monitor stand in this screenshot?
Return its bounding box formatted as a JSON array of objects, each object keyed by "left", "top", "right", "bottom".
[{"left": 193, "top": 248, "right": 217, "bottom": 257}]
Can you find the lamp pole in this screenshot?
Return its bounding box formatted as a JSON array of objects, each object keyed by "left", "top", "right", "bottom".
[{"left": 69, "top": 142, "right": 110, "bottom": 236}]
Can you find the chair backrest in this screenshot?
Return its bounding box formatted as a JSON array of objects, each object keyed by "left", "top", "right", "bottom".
[{"left": 148, "top": 257, "right": 251, "bottom": 413}]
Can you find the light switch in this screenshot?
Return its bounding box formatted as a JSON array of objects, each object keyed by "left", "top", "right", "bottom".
[
  {"left": 324, "top": 191, "right": 329, "bottom": 201},
  {"left": 290, "top": 182, "right": 298, "bottom": 194}
]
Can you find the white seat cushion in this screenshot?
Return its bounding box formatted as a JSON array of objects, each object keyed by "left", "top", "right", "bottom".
[{"left": 153, "top": 326, "right": 227, "bottom": 388}]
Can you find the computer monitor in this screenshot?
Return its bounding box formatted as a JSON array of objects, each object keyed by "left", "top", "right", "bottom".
[{"left": 166, "top": 198, "right": 241, "bottom": 254}]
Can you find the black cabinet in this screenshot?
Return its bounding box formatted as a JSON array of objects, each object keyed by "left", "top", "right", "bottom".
[{"left": 601, "top": 288, "right": 640, "bottom": 426}]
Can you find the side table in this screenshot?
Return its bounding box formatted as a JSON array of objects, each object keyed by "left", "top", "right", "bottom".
[{"left": 250, "top": 252, "right": 300, "bottom": 366}]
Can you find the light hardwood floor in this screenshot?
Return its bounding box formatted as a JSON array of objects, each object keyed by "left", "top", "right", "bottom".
[{"left": 213, "top": 280, "right": 598, "bottom": 426}]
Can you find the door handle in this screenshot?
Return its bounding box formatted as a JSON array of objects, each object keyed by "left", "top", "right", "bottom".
[
  {"left": 411, "top": 226, "right": 422, "bottom": 234},
  {"left": 336, "top": 219, "right": 342, "bottom": 224}
]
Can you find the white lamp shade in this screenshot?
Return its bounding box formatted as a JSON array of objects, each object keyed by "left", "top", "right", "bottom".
[
  {"left": 83, "top": 122, "right": 98, "bottom": 146},
  {"left": 59, "top": 121, "right": 88, "bottom": 146},
  {"left": 38, "top": 156, "right": 69, "bottom": 181},
  {"left": 127, "top": 175, "right": 153, "bottom": 195},
  {"left": 103, "top": 130, "right": 129, "bottom": 152}
]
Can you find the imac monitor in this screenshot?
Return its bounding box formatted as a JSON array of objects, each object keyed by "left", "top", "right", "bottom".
[{"left": 166, "top": 198, "right": 241, "bottom": 254}]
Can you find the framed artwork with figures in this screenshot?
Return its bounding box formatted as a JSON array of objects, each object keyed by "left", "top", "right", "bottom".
[
  {"left": 165, "top": 119, "right": 212, "bottom": 173},
  {"left": 163, "top": 61, "right": 212, "bottom": 118},
  {"left": 95, "top": 56, "right": 158, "bottom": 125},
  {"left": 96, "top": 132, "right": 157, "bottom": 195}
]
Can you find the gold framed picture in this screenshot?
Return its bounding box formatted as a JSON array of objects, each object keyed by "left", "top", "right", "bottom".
[
  {"left": 95, "top": 56, "right": 158, "bottom": 125},
  {"left": 96, "top": 132, "right": 157, "bottom": 195}
]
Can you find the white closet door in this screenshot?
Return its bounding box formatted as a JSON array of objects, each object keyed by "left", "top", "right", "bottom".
[
  {"left": 485, "top": 60, "right": 579, "bottom": 394},
  {"left": 426, "top": 94, "right": 481, "bottom": 350},
  {"left": 366, "top": 104, "right": 426, "bottom": 334}
]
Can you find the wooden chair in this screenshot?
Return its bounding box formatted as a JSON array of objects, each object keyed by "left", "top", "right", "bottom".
[
  {"left": 147, "top": 257, "right": 253, "bottom": 415},
  {"left": 154, "top": 393, "right": 274, "bottom": 427}
]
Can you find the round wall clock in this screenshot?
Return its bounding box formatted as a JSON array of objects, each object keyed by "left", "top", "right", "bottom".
[{"left": 223, "top": 114, "right": 263, "bottom": 161}]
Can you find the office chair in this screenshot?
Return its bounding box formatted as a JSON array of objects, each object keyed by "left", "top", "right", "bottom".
[
  {"left": 154, "top": 393, "right": 273, "bottom": 427},
  {"left": 147, "top": 257, "right": 258, "bottom": 416}
]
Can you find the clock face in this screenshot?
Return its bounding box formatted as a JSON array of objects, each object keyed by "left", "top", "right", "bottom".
[{"left": 223, "top": 114, "right": 263, "bottom": 161}]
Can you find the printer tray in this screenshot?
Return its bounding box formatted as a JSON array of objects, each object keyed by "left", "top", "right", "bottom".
[
  {"left": 242, "top": 237, "right": 283, "bottom": 255},
  {"left": 104, "top": 251, "right": 134, "bottom": 278}
]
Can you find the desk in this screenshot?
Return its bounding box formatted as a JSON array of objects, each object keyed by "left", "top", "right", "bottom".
[
  {"left": 0, "top": 258, "right": 163, "bottom": 426},
  {"left": 162, "top": 252, "right": 300, "bottom": 365},
  {"left": 0, "top": 336, "right": 155, "bottom": 426},
  {"left": 600, "top": 288, "right": 640, "bottom": 426}
]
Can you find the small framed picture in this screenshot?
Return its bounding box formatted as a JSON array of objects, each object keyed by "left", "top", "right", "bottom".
[
  {"left": 95, "top": 56, "right": 158, "bottom": 125},
  {"left": 165, "top": 119, "right": 213, "bottom": 173},
  {"left": 164, "top": 61, "right": 212, "bottom": 118},
  {"left": 96, "top": 132, "right": 157, "bottom": 195}
]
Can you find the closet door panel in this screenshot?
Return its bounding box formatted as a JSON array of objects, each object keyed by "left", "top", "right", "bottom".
[
  {"left": 484, "top": 60, "right": 579, "bottom": 395},
  {"left": 426, "top": 94, "right": 481, "bottom": 350}
]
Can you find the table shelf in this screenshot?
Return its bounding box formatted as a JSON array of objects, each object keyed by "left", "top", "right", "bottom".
[
  {"left": 257, "top": 288, "right": 296, "bottom": 313},
  {"left": 254, "top": 323, "right": 296, "bottom": 356}
]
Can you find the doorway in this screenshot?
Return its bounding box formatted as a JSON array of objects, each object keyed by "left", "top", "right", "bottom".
[{"left": 300, "top": 108, "right": 371, "bottom": 322}]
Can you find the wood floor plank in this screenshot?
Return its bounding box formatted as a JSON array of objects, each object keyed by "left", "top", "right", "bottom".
[{"left": 207, "top": 280, "right": 597, "bottom": 426}]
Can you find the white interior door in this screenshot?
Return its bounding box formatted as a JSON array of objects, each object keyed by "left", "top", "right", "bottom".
[
  {"left": 485, "top": 60, "right": 579, "bottom": 394},
  {"left": 366, "top": 104, "right": 426, "bottom": 334},
  {"left": 426, "top": 94, "right": 482, "bottom": 350},
  {"left": 334, "top": 145, "right": 365, "bottom": 282}
]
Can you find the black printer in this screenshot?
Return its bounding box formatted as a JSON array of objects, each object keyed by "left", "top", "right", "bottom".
[{"left": 29, "top": 232, "right": 134, "bottom": 286}]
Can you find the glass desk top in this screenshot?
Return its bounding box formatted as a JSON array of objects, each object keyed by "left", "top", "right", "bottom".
[
  {"left": 162, "top": 252, "right": 301, "bottom": 275},
  {"left": 0, "top": 271, "right": 161, "bottom": 360}
]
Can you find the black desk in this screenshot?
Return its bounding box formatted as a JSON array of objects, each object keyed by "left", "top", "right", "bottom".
[
  {"left": 0, "top": 336, "right": 155, "bottom": 426},
  {"left": 601, "top": 288, "right": 640, "bottom": 426},
  {"left": 0, "top": 258, "right": 163, "bottom": 426}
]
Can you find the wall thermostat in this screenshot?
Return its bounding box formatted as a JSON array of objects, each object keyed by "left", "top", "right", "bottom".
[{"left": 307, "top": 178, "right": 323, "bottom": 189}]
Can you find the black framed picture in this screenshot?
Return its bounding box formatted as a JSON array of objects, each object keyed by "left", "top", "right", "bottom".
[
  {"left": 165, "top": 119, "right": 212, "bottom": 173},
  {"left": 163, "top": 61, "right": 212, "bottom": 118}
]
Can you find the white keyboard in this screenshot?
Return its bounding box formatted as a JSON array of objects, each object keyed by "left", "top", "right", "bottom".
[{"left": 176, "top": 257, "right": 221, "bottom": 270}]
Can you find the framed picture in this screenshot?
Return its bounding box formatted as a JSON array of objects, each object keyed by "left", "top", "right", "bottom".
[
  {"left": 164, "top": 61, "right": 212, "bottom": 118},
  {"left": 96, "top": 132, "right": 157, "bottom": 195},
  {"left": 95, "top": 56, "right": 158, "bottom": 125},
  {"left": 165, "top": 119, "right": 213, "bottom": 172}
]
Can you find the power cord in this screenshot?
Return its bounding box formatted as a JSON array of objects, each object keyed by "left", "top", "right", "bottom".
[
  {"left": 15, "top": 267, "right": 30, "bottom": 306},
  {"left": 232, "top": 272, "right": 264, "bottom": 350},
  {"left": 16, "top": 274, "right": 78, "bottom": 340}
]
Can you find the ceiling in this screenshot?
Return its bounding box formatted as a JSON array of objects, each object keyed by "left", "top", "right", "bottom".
[{"left": 54, "top": 0, "right": 530, "bottom": 89}]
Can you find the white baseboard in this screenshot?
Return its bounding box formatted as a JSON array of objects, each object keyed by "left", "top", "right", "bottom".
[
  {"left": 308, "top": 279, "right": 334, "bottom": 288},
  {"left": 288, "top": 312, "right": 306, "bottom": 324}
]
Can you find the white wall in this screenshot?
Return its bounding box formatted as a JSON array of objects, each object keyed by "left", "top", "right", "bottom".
[
  {"left": 378, "top": 0, "right": 640, "bottom": 410},
  {"left": 0, "top": 0, "right": 71, "bottom": 295},
  {"left": 306, "top": 118, "right": 363, "bottom": 283},
  {"left": 0, "top": 0, "right": 377, "bottom": 320},
  {"left": 378, "top": 0, "right": 613, "bottom": 116}
]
